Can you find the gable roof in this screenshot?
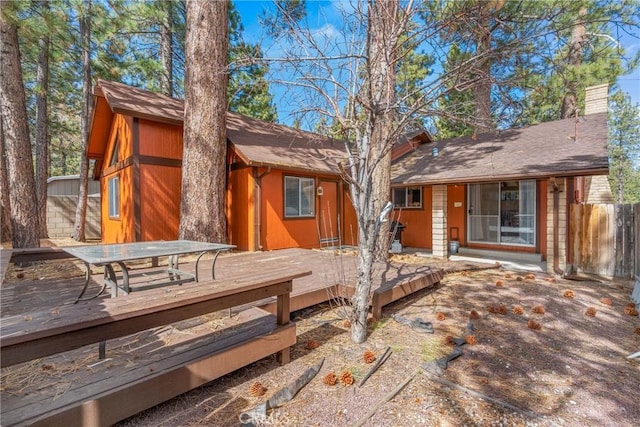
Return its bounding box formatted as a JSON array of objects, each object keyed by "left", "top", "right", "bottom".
[
  {"left": 391, "top": 113, "right": 609, "bottom": 185},
  {"left": 90, "top": 80, "right": 346, "bottom": 175}
]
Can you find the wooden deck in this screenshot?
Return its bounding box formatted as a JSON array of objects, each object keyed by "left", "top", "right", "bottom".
[
  {"left": 0, "top": 248, "right": 445, "bottom": 426},
  {"left": 1, "top": 248, "right": 444, "bottom": 320}
]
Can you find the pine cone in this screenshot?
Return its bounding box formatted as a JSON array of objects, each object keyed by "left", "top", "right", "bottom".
[
  {"left": 624, "top": 306, "right": 639, "bottom": 316},
  {"left": 512, "top": 306, "right": 524, "bottom": 315},
  {"left": 545, "top": 277, "right": 557, "bottom": 283},
  {"left": 469, "top": 310, "right": 480, "bottom": 320},
  {"left": 323, "top": 372, "right": 337, "bottom": 386},
  {"left": 435, "top": 311, "right": 446, "bottom": 321},
  {"left": 527, "top": 320, "right": 542, "bottom": 330},
  {"left": 363, "top": 350, "right": 376, "bottom": 364},
  {"left": 626, "top": 302, "right": 636, "bottom": 309},
  {"left": 465, "top": 335, "right": 477, "bottom": 345},
  {"left": 515, "top": 276, "right": 524, "bottom": 282},
  {"left": 248, "top": 382, "right": 266, "bottom": 397},
  {"left": 504, "top": 273, "right": 513, "bottom": 279},
  {"left": 532, "top": 305, "right": 545, "bottom": 314},
  {"left": 305, "top": 340, "right": 319, "bottom": 350},
  {"left": 525, "top": 273, "right": 536, "bottom": 280},
  {"left": 488, "top": 303, "right": 507, "bottom": 315},
  {"left": 563, "top": 290, "right": 575, "bottom": 298},
  {"left": 495, "top": 280, "right": 504, "bottom": 287},
  {"left": 600, "top": 297, "right": 613, "bottom": 306},
  {"left": 343, "top": 319, "right": 351, "bottom": 328},
  {"left": 339, "top": 370, "right": 354, "bottom": 386},
  {"left": 585, "top": 307, "right": 596, "bottom": 317},
  {"left": 444, "top": 335, "right": 455, "bottom": 346}
]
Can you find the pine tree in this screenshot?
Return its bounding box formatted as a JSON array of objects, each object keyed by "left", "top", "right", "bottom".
[
  {"left": 0, "top": 3, "right": 40, "bottom": 249},
  {"left": 608, "top": 91, "right": 640, "bottom": 204}
]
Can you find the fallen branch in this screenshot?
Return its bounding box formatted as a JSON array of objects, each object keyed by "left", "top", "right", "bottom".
[
  {"left": 423, "top": 372, "right": 543, "bottom": 420},
  {"left": 359, "top": 346, "right": 392, "bottom": 387},
  {"left": 240, "top": 358, "right": 325, "bottom": 426},
  {"left": 354, "top": 368, "right": 420, "bottom": 427}
]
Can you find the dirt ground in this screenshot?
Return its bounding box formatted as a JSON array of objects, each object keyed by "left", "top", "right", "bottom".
[
  {"left": 2, "top": 246, "right": 639, "bottom": 427},
  {"left": 110, "top": 261, "right": 640, "bottom": 427}
]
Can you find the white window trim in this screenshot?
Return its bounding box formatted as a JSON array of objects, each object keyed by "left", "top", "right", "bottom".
[
  {"left": 467, "top": 180, "right": 536, "bottom": 247},
  {"left": 284, "top": 176, "right": 315, "bottom": 218},
  {"left": 108, "top": 176, "right": 120, "bottom": 219},
  {"left": 392, "top": 187, "right": 423, "bottom": 209}
]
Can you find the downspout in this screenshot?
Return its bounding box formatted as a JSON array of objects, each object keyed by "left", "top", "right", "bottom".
[
  {"left": 551, "top": 178, "right": 564, "bottom": 276},
  {"left": 253, "top": 167, "right": 271, "bottom": 251}
]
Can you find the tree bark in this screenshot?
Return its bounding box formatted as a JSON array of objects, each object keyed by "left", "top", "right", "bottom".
[
  {"left": 160, "top": 0, "right": 174, "bottom": 97},
  {"left": 73, "top": 0, "right": 92, "bottom": 242},
  {"left": 0, "top": 7, "right": 40, "bottom": 249},
  {"left": 35, "top": 0, "right": 50, "bottom": 238},
  {"left": 561, "top": 6, "right": 586, "bottom": 119},
  {"left": 179, "top": 0, "right": 228, "bottom": 243},
  {"left": 0, "top": 115, "right": 12, "bottom": 242},
  {"left": 473, "top": 2, "right": 494, "bottom": 134},
  {"left": 351, "top": 0, "right": 401, "bottom": 344}
]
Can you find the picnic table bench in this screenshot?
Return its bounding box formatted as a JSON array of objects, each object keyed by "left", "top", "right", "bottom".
[{"left": 0, "top": 267, "right": 309, "bottom": 426}]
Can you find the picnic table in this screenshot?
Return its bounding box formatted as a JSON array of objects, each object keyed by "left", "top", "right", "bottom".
[{"left": 64, "top": 240, "right": 235, "bottom": 303}]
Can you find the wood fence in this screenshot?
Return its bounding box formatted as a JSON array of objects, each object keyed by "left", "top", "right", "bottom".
[{"left": 569, "top": 204, "right": 639, "bottom": 279}]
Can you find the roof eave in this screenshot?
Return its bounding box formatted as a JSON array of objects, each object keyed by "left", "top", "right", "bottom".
[{"left": 391, "top": 167, "right": 609, "bottom": 187}]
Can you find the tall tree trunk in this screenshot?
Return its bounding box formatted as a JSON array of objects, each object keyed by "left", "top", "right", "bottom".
[
  {"left": 179, "top": 0, "right": 228, "bottom": 243},
  {"left": 160, "top": 1, "right": 174, "bottom": 97},
  {"left": 351, "top": 0, "right": 401, "bottom": 344},
  {"left": 561, "top": 6, "right": 586, "bottom": 119},
  {"left": 0, "top": 7, "right": 40, "bottom": 249},
  {"left": 473, "top": 1, "right": 494, "bottom": 134},
  {"left": 73, "top": 0, "right": 91, "bottom": 242},
  {"left": 35, "top": 0, "right": 50, "bottom": 238},
  {"left": 0, "top": 115, "right": 12, "bottom": 242}
]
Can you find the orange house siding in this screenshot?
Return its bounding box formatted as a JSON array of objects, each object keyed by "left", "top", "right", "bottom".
[
  {"left": 227, "top": 166, "right": 256, "bottom": 251},
  {"left": 395, "top": 186, "right": 432, "bottom": 249},
  {"left": 260, "top": 170, "right": 322, "bottom": 250},
  {"left": 447, "top": 185, "right": 466, "bottom": 246},
  {"left": 139, "top": 164, "right": 181, "bottom": 241},
  {"left": 341, "top": 188, "right": 358, "bottom": 246},
  {"left": 101, "top": 114, "right": 135, "bottom": 243}
]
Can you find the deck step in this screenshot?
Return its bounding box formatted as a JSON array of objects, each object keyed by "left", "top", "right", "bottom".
[{"left": 1, "top": 307, "right": 295, "bottom": 427}]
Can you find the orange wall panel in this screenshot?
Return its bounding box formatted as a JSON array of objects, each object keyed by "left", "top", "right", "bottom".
[
  {"left": 228, "top": 167, "right": 255, "bottom": 251},
  {"left": 341, "top": 188, "right": 358, "bottom": 246},
  {"left": 101, "top": 166, "right": 134, "bottom": 243},
  {"left": 139, "top": 164, "right": 181, "bottom": 241},
  {"left": 447, "top": 185, "right": 466, "bottom": 246},
  {"left": 138, "top": 119, "right": 184, "bottom": 159},
  {"left": 261, "top": 170, "right": 319, "bottom": 250},
  {"left": 394, "top": 186, "right": 432, "bottom": 249}
]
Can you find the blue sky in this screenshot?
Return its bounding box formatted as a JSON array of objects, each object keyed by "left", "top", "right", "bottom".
[{"left": 234, "top": 0, "right": 640, "bottom": 126}]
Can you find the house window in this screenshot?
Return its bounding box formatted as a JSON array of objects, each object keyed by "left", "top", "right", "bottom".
[
  {"left": 284, "top": 176, "right": 315, "bottom": 217},
  {"left": 392, "top": 187, "right": 422, "bottom": 208},
  {"left": 467, "top": 180, "right": 536, "bottom": 246},
  {"left": 109, "top": 137, "right": 119, "bottom": 166},
  {"left": 108, "top": 176, "right": 120, "bottom": 218}
]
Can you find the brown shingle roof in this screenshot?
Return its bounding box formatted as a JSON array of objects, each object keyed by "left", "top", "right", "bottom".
[
  {"left": 391, "top": 113, "right": 608, "bottom": 185},
  {"left": 94, "top": 80, "right": 346, "bottom": 174}
]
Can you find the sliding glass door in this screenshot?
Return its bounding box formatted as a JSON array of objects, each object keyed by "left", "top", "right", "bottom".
[{"left": 468, "top": 180, "right": 536, "bottom": 247}]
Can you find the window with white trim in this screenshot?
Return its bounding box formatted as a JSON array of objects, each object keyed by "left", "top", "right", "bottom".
[
  {"left": 392, "top": 187, "right": 422, "bottom": 208},
  {"left": 108, "top": 176, "right": 120, "bottom": 218},
  {"left": 284, "top": 176, "right": 315, "bottom": 217}
]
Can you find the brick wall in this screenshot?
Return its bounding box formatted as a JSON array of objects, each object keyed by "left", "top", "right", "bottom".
[
  {"left": 47, "top": 196, "right": 101, "bottom": 239},
  {"left": 432, "top": 185, "right": 448, "bottom": 258}
]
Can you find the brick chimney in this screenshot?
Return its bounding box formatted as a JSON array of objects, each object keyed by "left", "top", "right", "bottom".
[{"left": 584, "top": 84, "right": 609, "bottom": 115}]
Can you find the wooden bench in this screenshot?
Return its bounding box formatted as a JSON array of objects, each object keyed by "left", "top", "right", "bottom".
[{"left": 0, "top": 267, "right": 310, "bottom": 426}]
